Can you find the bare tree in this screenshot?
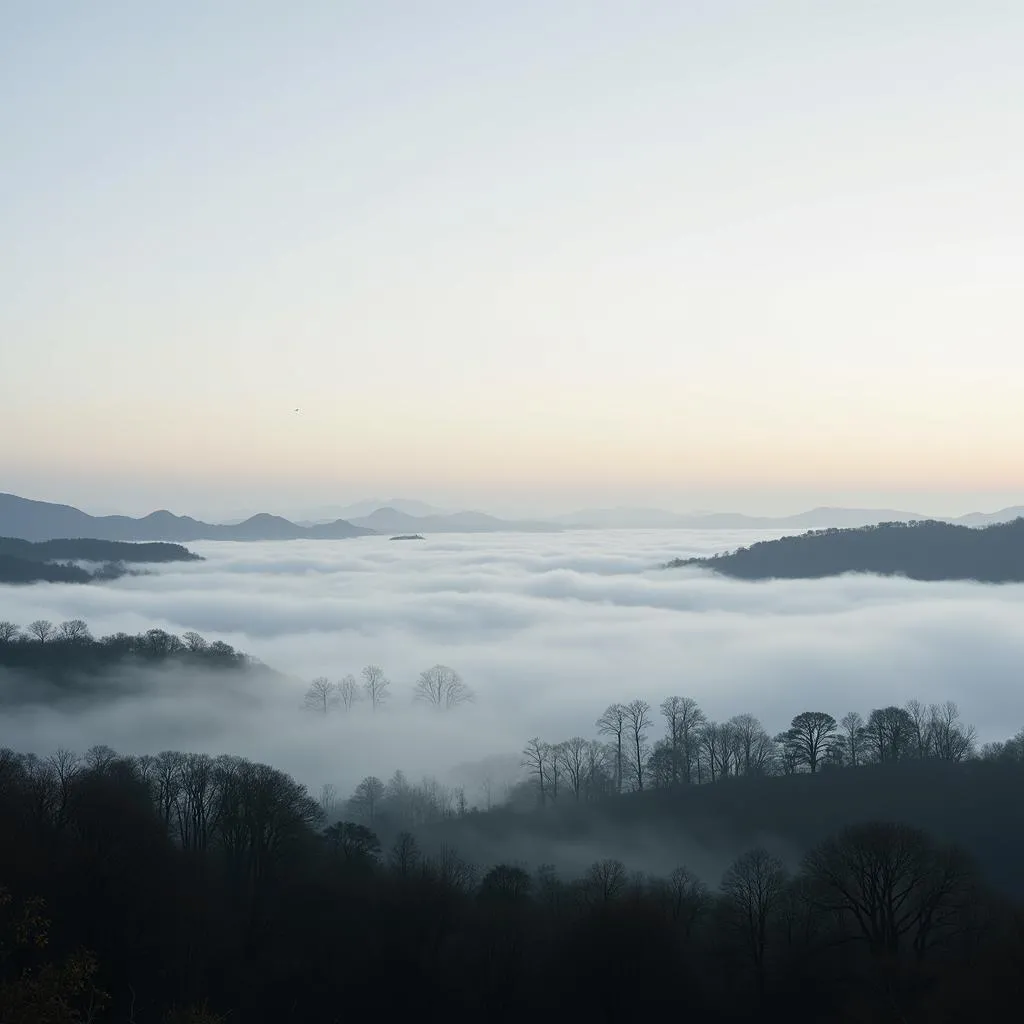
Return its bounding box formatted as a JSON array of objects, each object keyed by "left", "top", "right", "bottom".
[
  {"left": 303, "top": 677, "right": 339, "bottom": 714},
  {"left": 84, "top": 744, "right": 118, "bottom": 772},
  {"left": 839, "top": 711, "right": 865, "bottom": 767},
  {"left": 865, "top": 705, "right": 915, "bottom": 762},
  {"left": 413, "top": 664, "right": 474, "bottom": 709},
  {"left": 721, "top": 847, "right": 788, "bottom": 998},
  {"left": 480, "top": 864, "right": 533, "bottom": 902},
  {"left": 0, "top": 621, "right": 21, "bottom": 643},
  {"left": 349, "top": 776, "right": 385, "bottom": 822},
  {"left": 784, "top": 712, "right": 837, "bottom": 774},
  {"left": 57, "top": 619, "right": 92, "bottom": 643},
  {"left": 27, "top": 619, "right": 55, "bottom": 644},
  {"left": 596, "top": 703, "right": 627, "bottom": 793},
  {"left": 661, "top": 696, "right": 696, "bottom": 784},
  {"left": 584, "top": 858, "right": 628, "bottom": 903},
  {"left": 173, "top": 753, "right": 218, "bottom": 853},
  {"left": 388, "top": 831, "right": 420, "bottom": 878},
  {"left": 431, "top": 844, "right": 476, "bottom": 892},
  {"left": 325, "top": 821, "right": 381, "bottom": 864},
  {"left": 584, "top": 740, "right": 612, "bottom": 800},
  {"left": 361, "top": 665, "right": 390, "bottom": 710},
  {"left": 651, "top": 866, "right": 709, "bottom": 938},
  {"left": 557, "top": 736, "right": 589, "bottom": 800},
  {"left": 729, "top": 713, "right": 773, "bottom": 776},
  {"left": 804, "top": 822, "right": 977, "bottom": 957},
  {"left": 46, "top": 747, "right": 81, "bottom": 826},
  {"left": 318, "top": 783, "right": 340, "bottom": 822},
  {"left": 337, "top": 673, "right": 360, "bottom": 710},
  {"left": 623, "top": 698, "right": 653, "bottom": 790},
  {"left": 929, "top": 701, "right": 977, "bottom": 762},
  {"left": 905, "top": 699, "right": 934, "bottom": 759},
  {"left": 521, "top": 737, "right": 549, "bottom": 806},
  {"left": 182, "top": 631, "right": 208, "bottom": 652},
  {"left": 700, "top": 721, "right": 731, "bottom": 782}
]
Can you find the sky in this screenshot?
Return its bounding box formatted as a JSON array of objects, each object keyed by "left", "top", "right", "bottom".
[
  {"left": 2, "top": 530, "right": 1022, "bottom": 801},
  {"left": 2, "top": 2, "right": 1023, "bottom": 518}
]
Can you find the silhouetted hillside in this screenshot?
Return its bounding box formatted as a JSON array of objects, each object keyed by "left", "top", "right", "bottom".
[
  {"left": 669, "top": 518, "right": 1024, "bottom": 581},
  {"left": 0, "top": 537, "right": 200, "bottom": 564},
  {"left": 0, "top": 556, "right": 98, "bottom": 584},
  {"left": 0, "top": 492, "right": 374, "bottom": 542},
  {"left": 424, "top": 757, "right": 1024, "bottom": 898},
  {"left": 0, "top": 537, "right": 200, "bottom": 585},
  {"left": 0, "top": 620, "right": 262, "bottom": 700},
  {"left": 2, "top": 743, "right": 1022, "bottom": 1022}
]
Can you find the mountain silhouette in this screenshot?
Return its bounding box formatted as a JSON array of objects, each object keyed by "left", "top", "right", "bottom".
[
  {"left": 346, "top": 506, "right": 560, "bottom": 533},
  {"left": 0, "top": 493, "right": 374, "bottom": 542}
]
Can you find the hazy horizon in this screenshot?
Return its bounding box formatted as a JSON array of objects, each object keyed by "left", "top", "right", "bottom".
[
  {"left": 5, "top": 480, "right": 1024, "bottom": 524},
  {"left": 3, "top": 2, "right": 1023, "bottom": 505}
]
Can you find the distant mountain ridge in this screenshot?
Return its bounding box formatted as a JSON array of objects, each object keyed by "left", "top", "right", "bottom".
[
  {"left": 0, "top": 493, "right": 373, "bottom": 543},
  {"left": 4, "top": 491, "right": 1022, "bottom": 542},
  {"left": 346, "top": 506, "right": 559, "bottom": 534},
  {"left": 555, "top": 504, "right": 1024, "bottom": 529}
]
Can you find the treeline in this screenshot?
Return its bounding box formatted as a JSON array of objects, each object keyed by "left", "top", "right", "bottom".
[
  {"left": 1, "top": 743, "right": 1022, "bottom": 1021},
  {"left": 669, "top": 517, "right": 1024, "bottom": 581},
  {"left": 303, "top": 663, "right": 473, "bottom": 711},
  {"left": 0, "top": 537, "right": 200, "bottom": 585},
  {"left": 515, "top": 696, "right": 1015, "bottom": 805},
  {"left": 0, "top": 619, "right": 249, "bottom": 688},
  {"left": 0, "top": 537, "right": 201, "bottom": 564}
]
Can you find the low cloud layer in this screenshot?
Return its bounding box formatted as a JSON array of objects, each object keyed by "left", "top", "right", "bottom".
[{"left": 2, "top": 529, "right": 1023, "bottom": 798}]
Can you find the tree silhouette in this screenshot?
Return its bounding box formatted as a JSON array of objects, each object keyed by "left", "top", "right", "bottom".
[
  {"left": 349, "top": 776, "right": 385, "bottom": 822},
  {"left": 303, "top": 676, "right": 338, "bottom": 713},
  {"left": 182, "top": 631, "right": 208, "bottom": 652},
  {"left": 623, "top": 699, "right": 652, "bottom": 790},
  {"left": 866, "top": 706, "right": 916, "bottom": 762},
  {"left": 840, "top": 711, "right": 866, "bottom": 767},
  {"left": 337, "top": 673, "right": 360, "bottom": 710},
  {"left": 596, "top": 703, "right": 627, "bottom": 793},
  {"left": 521, "top": 738, "right": 549, "bottom": 806},
  {"left": 413, "top": 664, "right": 474, "bottom": 708},
  {"left": 803, "top": 821, "right": 977, "bottom": 957},
  {"left": 26, "top": 619, "right": 55, "bottom": 644},
  {"left": 361, "top": 665, "right": 390, "bottom": 710},
  {"left": 583, "top": 858, "right": 628, "bottom": 903},
  {"left": 721, "top": 847, "right": 788, "bottom": 999},
  {"left": 56, "top": 619, "right": 92, "bottom": 644},
  {"left": 556, "top": 736, "right": 589, "bottom": 800},
  {"left": 480, "top": 864, "right": 533, "bottom": 903},
  {"left": 784, "top": 712, "right": 837, "bottom": 773}
]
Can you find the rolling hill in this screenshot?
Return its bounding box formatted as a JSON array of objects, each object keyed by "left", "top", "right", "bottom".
[{"left": 669, "top": 518, "right": 1024, "bottom": 581}]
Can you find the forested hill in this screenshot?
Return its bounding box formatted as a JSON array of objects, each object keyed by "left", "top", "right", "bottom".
[
  {"left": 0, "top": 537, "right": 200, "bottom": 563},
  {"left": 0, "top": 537, "right": 201, "bottom": 584},
  {"left": 0, "top": 620, "right": 257, "bottom": 699},
  {"left": 668, "top": 517, "right": 1024, "bottom": 581}
]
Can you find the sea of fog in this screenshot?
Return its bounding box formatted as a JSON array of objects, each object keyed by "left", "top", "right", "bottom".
[{"left": 2, "top": 528, "right": 1024, "bottom": 799}]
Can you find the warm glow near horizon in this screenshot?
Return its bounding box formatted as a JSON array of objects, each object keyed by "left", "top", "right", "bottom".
[{"left": 2, "top": 2, "right": 1023, "bottom": 516}]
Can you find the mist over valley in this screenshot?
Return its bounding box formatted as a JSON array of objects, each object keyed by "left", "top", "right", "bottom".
[{"left": 3, "top": 528, "right": 1023, "bottom": 797}]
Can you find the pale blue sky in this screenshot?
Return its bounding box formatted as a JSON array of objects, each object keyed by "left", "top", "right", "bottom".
[{"left": 3, "top": 1, "right": 1023, "bottom": 517}]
